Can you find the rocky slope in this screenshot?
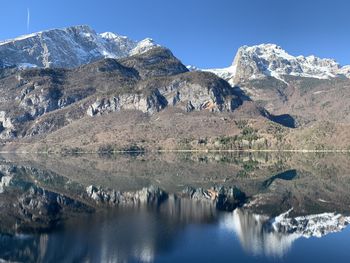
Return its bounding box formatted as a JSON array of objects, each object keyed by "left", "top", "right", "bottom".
[
  {"left": 0, "top": 27, "right": 349, "bottom": 151},
  {"left": 0, "top": 46, "right": 257, "bottom": 143},
  {"left": 205, "top": 44, "right": 350, "bottom": 124},
  {"left": 0, "top": 25, "right": 158, "bottom": 68}
]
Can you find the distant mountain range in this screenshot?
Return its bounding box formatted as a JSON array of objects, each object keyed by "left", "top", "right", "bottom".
[
  {"left": 1, "top": 26, "right": 349, "bottom": 81},
  {"left": 0, "top": 25, "right": 349, "bottom": 152}
]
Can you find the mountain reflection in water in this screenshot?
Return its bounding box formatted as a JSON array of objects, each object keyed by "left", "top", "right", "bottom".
[
  {"left": 0, "top": 152, "right": 349, "bottom": 262},
  {"left": 221, "top": 209, "right": 350, "bottom": 258},
  {"left": 1, "top": 201, "right": 350, "bottom": 262},
  {"left": 0, "top": 198, "right": 219, "bottom": 263}
]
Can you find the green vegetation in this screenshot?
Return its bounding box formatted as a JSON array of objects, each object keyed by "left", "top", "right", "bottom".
[
  {"left": 248, "top": 76, "right": 288, "bottom": 91},
  {"left": 97, "top": 143, "right": 145, "bottom": 155},
  {"left": 215, "top": 128, "right": 261, "bottom": 150},
  {"left": 241, "top": 127, "right": 259, "bottom": 141},
  {"left": 237, "top": 159, "right": 259, "bottom": 177},
  {"left": 234, "top": 119, "right": 249, "bottom": 129},
  {"left": 267, "top": 122, "right": 286, "bottom": 142}
]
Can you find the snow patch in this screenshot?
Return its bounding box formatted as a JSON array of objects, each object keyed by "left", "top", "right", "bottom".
[
  {"left": 204, "top": 65, "right": 237, "bottom": 86},
  {"left": 0, "top": 175, "right": 12, "bottom": 193}
]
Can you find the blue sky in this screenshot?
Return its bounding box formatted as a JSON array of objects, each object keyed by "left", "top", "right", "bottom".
[{"left": 0, "top": 0, "right": 349, "bottom": 68}]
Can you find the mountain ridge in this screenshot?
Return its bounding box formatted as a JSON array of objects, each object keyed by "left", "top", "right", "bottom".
[
  {"left": 205, "top": 43, "right": 350, "bottom": 85},
  {"left": 0, "top": 25, "right": 158, "bottom": 69},
  {"left": 1, "top": 26, "right": 349, "bottom": 81},
  {"left": 0, "top": 26, "right": 350, "bottom": 152}
]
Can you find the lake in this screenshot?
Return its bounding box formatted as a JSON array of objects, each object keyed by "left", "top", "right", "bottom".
[{"left": 0, "top": 152, "right": 349, "bottom": 262}]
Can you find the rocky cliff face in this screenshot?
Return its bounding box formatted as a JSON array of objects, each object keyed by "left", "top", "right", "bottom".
[
  {"left": 0, "top": 47, "right": 247, "bottom": 140},
  {"left": 85, "top": 184, "right": 246, "bottom": 211},
  {"left": 1, "top": 27, "right": 349, "bottom": 148},
  {"left": 207, "top": 44, "right": 350, "bottom": 85},
  {"left": 87, "top": 71, "right": 243, "bottom": 116},
  {"left": 0, "top": 25, "right": 158, "bottom": 69},
  {"left": 232, "top": 44, "right": 349, "bottom": 82},
  {"left": 205, "top": 44, "right": 350, "bottom": 123}
]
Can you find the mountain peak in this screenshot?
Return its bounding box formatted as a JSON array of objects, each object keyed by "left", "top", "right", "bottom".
[
  {"left": 238, "top": 43, "right": 295, "bottom": 62},
  {"left": 206, "top": 43, "right": 349, "bottom": 85},
  {"left": 100, "top": 31, "right": 128, "bottom": 40},
  {"left": 0, "top": 25, "right": 95, "bottom": 45},
  {"left": 241, "top": 43, "right": 283, "bottom": 51},
  {"left": 130, "top": 38, "right": 159, "bottom": 55},
  {"left": 0, "top": 25, "right": 158, "bottom": 69},
  {"left": 64, "top": 24, "right": 94, "bottom": 32}
]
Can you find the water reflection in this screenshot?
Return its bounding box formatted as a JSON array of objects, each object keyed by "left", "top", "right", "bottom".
[
  {"left": 221, "top": 209, "right": 350, "bottom": 258},
  {"left": 1, "top": 202, "right": 350, "bottom": 262},
  {"left": 0, "top": 198, "right": 220, "bottom": 263},
  {"left": 0, "top": 152, "right": 349, "bottom": 262}
]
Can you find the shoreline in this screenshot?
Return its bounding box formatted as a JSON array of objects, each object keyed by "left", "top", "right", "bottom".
[{"left": 0, "top": 148, "right": 349, "bottom": 155}]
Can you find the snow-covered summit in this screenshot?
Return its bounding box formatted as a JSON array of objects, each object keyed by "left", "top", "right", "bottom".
[
  {"left": 338, "top": 65, "right": 350, "bottom": 77},
  {"left": 0, "top": 25, "right": 158, "bottom": 69},
  {"left": 129, "top": 38, "right": 158, "bottom": 55},
  {"left": 99, "top": 31, "right": 127, "bottom": 40},
  {"left": 206, "top": 43, "right": 350, "bottom": 85}
]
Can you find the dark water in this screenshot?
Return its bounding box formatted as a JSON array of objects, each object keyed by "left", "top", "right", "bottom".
[{"left": 0, "top": 153, "right": 350, "bottom": 262}]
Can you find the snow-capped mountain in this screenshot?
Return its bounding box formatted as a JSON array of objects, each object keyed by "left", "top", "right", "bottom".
[
  {"left": 0, "top": 25, "right": 158, "bottom": 69},
  {"left": 205, "top": 44, "right": 350, "bottom": 85}
]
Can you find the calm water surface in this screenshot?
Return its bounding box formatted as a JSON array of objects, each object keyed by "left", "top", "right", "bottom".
[{"left": 0, "top": 153, "right": 349, "bottom": 262}]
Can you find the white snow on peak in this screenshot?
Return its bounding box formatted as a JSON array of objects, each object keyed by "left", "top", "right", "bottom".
[
  {"left": 243, "top": 43, "right": 295, "bottom": 61},
  {"left": 0, "top": 33, "right": 39, "bottom": 46},
  {"left": 339, "top": 65, "right": 350, "bottom": 78},
  {"left": 186, "top": 65, "right": 199, "bottom": 71},
  {"left": 203, "top": 65, "right": 237, "bottom": 86},
  {"left": 99, "top": 32, "right": 158, "bottom": 57},
  {"left": 0, "top": 25, "right": 94, "bottom": 46},
  {"left": 205, "top": 43, "right": 350, "bottom": 84},
  {"left": 0, "top": 25, "right": 159, "bottom": 69},
  {"left": 130, "top": 38, "right": 159, "bottom": 55},
  {"left": 100, "top": 32, "right": 128, "bottom": 40},
  {"left": 237, "top": 43, "right": 342, "bottom": 80}
]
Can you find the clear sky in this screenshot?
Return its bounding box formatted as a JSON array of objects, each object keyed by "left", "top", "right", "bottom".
[{"left": 0, "top": 0, "right": 349, "bottom": 68}]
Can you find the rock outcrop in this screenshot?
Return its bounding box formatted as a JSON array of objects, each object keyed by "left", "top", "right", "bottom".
[
  {"left": 182, "top": 185, "right": 246, "bottom": 211},
  {"left": 85, "top": 184, "right": 246, "bottom": 211},
  {"left": 0, "top": 47, "right": 248, "bottom": 140},
  {"left": 86, "top": 185, "right": 168, "bottom": 206},
  {"left": 87, "top": 71, "right": 243, "bottom": 116},
  {"left": 205, "top": 44, "right": 350, "bottom": 123}
]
